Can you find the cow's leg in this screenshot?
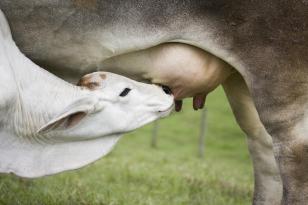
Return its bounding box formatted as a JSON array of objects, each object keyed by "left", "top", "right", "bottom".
[
  {"left": 223, "top": 72, "right": 282, "bottom": 205},
  {"left": 270, "top": 116, "right": 308, "bottom": 204}
]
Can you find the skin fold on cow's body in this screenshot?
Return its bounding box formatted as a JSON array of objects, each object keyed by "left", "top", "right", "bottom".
[{"left": 0, "top": 1, "right": 307, "bottom": 205}]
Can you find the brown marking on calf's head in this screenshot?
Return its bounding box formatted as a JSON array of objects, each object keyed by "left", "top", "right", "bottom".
[
  {"left": 100, "top": 73, "right": 106, "bottom": 80},
  {"left": 77, "top": 73, "right": 105, "bottom": 90},
  {"left": 72, "top": 0, "right": 97, "bottom": 10}
]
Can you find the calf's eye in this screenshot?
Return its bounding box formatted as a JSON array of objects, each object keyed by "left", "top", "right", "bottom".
[{"left": 119, "top": 88, "right": 131, "bottom": 97}]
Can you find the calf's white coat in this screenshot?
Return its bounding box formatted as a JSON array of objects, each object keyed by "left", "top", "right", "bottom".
[{"left": 0, "top": 11, "right": 173, "bottom": 178}]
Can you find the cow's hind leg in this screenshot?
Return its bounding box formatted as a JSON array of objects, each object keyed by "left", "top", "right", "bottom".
[
  {"left": 223, "top": 72, "right": 282, "bottom": 205},
  {"left": 271, "top": 113, "right": 308, "bottom": 204}
]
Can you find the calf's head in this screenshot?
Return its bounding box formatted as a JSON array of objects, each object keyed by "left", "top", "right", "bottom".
[
  {"left": 38, "top": 71, "right": 174, "bottom": 140},
  {"left": 2, "top": 72, "right": 174, "bottom": 178}
]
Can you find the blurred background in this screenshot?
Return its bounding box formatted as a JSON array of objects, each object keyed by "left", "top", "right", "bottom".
[{"left": 0, "top": 86, "right": 253, "bottom": 205}]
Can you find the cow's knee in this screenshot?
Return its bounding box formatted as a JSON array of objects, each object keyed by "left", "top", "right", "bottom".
[{"left": 276, "top": 138, "right": 308, "bottom": 182}]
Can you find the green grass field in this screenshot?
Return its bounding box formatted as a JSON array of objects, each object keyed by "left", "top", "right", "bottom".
[{"left": 0, "top": 87, "right": 253, "bottom": 205}]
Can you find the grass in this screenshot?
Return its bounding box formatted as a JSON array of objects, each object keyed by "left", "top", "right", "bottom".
[{"left": 0, "top": 86, "right": 253, "bottom": 205}]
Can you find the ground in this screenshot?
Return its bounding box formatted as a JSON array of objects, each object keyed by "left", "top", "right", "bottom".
[{"left": 0, "top": 87, "right": 253, "bottom": 205}]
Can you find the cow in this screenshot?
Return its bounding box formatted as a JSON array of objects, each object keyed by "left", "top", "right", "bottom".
[{"left": 0, "top": 1, "right": 307, "bottom": 204}]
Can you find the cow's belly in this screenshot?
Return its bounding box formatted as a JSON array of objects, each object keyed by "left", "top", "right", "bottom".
[{"left": 100, "top": 43, "right": 234, "bottom": 100}]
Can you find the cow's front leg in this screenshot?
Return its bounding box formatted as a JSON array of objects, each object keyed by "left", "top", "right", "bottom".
[{"left": 223, "top": 73, "right": 282, "bottom": 205}]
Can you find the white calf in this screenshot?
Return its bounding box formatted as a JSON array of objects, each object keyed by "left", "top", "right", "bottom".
[{"left": 0, "top": 12, "right": 173, "bottom": 178}]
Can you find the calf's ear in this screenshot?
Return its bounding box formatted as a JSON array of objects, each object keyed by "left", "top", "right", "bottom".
[{"left": 37, "top": 97, "right": 103, "bottom": 134}]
